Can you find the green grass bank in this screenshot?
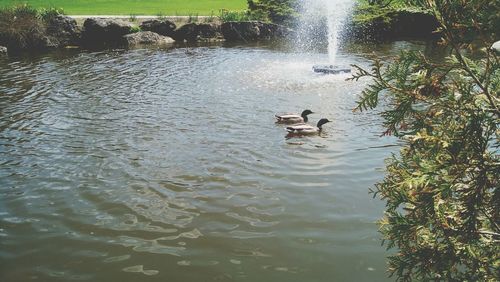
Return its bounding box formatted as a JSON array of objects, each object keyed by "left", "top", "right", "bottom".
[{"left": 0, "top": 0, "right": 246, "bottom": 15}]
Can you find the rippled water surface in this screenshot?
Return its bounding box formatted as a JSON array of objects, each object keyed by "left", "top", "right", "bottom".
[{"left": 0, "top": 42, "right": 425, "bottom": 281}]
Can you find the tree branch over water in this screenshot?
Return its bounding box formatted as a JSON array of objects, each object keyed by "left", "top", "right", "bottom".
[{"left": 349, "top": 0, "right": 499, "bottom": 280}]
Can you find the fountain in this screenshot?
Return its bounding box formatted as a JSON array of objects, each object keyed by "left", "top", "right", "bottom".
[{"left": 294, "top": 0, "right": 354, "bottom": 74}]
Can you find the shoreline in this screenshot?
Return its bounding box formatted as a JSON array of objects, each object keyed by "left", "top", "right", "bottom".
[
  {"left": 69, "top": 15, "right": 212, "bottom": 19},
  {"left": 68, "top": 15, "right": 218, "bottom": 27},
  {"left": 0, "top": 10, "right": 440, "bottom": 55}
]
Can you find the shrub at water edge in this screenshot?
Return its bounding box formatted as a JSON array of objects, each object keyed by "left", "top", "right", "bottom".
[
  {"left": 0, "top": 5, "right": 79, "bottom": 52},
  {"left": 350, "top": 0, "right": 499, "bottom": 280},
  {"left": 0, "top": 5, "right": 46, "bottom": 51}
]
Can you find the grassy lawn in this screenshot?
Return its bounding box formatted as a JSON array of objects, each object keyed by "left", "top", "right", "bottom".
[{"left": 0, "top": 0, "right": 247, "bottom": 15}]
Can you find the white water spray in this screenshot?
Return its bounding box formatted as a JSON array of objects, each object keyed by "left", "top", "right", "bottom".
[{"left": 295, "top": 0, "right": 354, "bottom": 66}]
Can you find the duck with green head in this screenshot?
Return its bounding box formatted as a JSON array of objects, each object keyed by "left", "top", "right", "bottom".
[
  {"left": 275, "top": 109, "right": 313, "bottom": 124},
  {"left": 286, "top": 118, "right": 331, "bottom": 135}
]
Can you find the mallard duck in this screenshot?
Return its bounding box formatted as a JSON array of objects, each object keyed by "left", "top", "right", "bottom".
[
  {"left": 286, "top": 118, "right": 331, "bottom": 135},
  {"left": 275, "top": 109, "right": 313, "bottom": 124}
]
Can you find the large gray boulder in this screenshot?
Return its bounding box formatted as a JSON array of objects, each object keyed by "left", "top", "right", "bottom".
[
  {"left": 221, "top": 21, "right": 292, "bottom": 41},
  {"left": 122, "top": 31, "right": 174, "bottom": 47},
  {"left": 82, "top": 18, "right": 133, "bottom": 48},
  {"left": 140, "top": 19, "right": 176, "bottom": 37},
  {"left": 46, "top": 15, "right": 81, "bottom": 47}
]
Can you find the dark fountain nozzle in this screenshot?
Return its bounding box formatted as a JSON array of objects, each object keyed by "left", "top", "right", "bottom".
[{"left": 312, "top": 65, "right": 351, "bottom": 75}]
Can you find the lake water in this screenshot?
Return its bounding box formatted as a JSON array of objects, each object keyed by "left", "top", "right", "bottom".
[{"left": 0, "top": 41, "right": 426, "bottom": 281}]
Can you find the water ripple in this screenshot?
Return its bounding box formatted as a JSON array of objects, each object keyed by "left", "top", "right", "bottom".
[{"left": 0, "top": 42, "right": 417, "bottom": 281}]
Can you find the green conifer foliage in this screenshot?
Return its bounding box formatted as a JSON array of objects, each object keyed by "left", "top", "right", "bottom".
[
  {"left": 247, "top": 0, "right": 298, "bottom": 24},
  {"left": 350, "top": 0, "right": 499, "bottom": 280}
]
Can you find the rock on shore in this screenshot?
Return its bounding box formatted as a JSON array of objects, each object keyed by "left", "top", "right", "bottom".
[
  {"left": 140, "top": 19, "right": 176, "bottom": 37},
  {"left": 172, "top": 23, "right": 198, "bottom": 42},
  {"left": 0, "top": 46, "right": 7, "bottom": 55},
  {"left": 221, "top": 22, "right": 292, "bottom": 41},
  {"left": 82, "top": 18, "right": 133, "bottom": 48},
  {"left": 171, "top": 23, "right": 221, "bottom": 42},
  {"left": 122, "top": 31, "right": 174, "bottom": 47},
  {"left": 46, "top": 15, "right": 81, "bottom": 47},
  {"left": 197, "top": 23, "right": 220, "bottom": 40}
]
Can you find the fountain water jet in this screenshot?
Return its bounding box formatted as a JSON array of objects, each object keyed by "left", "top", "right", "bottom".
[{"left": 294, "top": 0, "right": 354, "bottom": 74}]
